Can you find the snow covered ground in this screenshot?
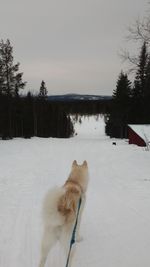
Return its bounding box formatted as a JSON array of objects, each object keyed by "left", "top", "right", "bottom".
[{"left": 0, "top": 116, "right": 150, "bottom": 267}]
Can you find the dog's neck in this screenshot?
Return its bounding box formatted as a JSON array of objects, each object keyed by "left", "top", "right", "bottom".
[{"left": 64, "top": 179, "right": 83, "bottom": 195}]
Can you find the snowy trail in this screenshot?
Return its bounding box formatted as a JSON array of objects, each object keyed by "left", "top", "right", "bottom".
[{"left": 0, "top": 135, "right": 150, "bottom": 267}]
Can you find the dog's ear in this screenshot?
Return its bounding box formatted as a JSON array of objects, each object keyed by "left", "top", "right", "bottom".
[
  {"left": 72, "top": 160, "right": 77, "bottom": 167},
  {"left": 83, "top": 160, "right": 88, "bottom": 167}
]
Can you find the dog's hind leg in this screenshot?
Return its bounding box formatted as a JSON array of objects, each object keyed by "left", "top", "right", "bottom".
[{"left": 38, "top": 227, "right": 58, "bottom": 267}]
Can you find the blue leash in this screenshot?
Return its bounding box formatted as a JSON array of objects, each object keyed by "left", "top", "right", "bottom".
[{"left": 65, "top": 197, "right": 82, "bottom": 267}]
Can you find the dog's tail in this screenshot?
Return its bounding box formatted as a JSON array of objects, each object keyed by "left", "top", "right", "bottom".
[{"left": 57, "top": 189, "right": 80, "bottom": 223}]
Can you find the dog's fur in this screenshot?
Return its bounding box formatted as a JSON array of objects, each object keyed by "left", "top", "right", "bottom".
[{"left": 39, "top": 160, "right": 89, "bottom": 267}]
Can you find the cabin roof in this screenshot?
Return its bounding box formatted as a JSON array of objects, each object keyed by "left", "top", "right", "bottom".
[{"left": 128, "top": 124, "right": 150, "bottom": 143}]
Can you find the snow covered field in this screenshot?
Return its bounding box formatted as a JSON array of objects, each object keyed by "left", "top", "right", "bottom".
[{"left": 0, "top": 117, "right": 150, "bottom": 267}]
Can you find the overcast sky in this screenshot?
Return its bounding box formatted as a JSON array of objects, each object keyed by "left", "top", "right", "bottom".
[{"left": 0, "top": 0, "right": 147, "bottom": 95}]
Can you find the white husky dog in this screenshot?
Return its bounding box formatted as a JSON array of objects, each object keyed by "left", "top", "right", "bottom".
[{"left": 39, "top": 160, "right": 89, "bottom": 267}]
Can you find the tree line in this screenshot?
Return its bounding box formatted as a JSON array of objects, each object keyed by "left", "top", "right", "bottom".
[
  {"left": 0, "top": 39, "right": 75, "bottom": 139},
  {"left": 0, "top": 93, "right": 75, "bottom": 139}
]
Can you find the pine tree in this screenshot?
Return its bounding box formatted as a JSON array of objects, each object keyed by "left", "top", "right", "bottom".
[
  {"left": 132, "top": 42, "right": 148, "bottom": 99},
  {"left": 143, "top": 55, "right": 150, "bottom": 122},
  {"left": 144, "top": 55, "right": 150, "bottom": 98},
  {"left": 0, "top": 63, "right": 4, "bottom": 95},
  {"left": 129, "top": 42, "right": 149, "bottom": 123},
  {"left": 106, "top": 71, "right": 131, "bottom": 138},
  {"left": 113, "top": 71, "right": 131, "bottom": 102},
  {"left": 0, "top": 39, "right": 26, "bottom": 96},
  {"left": 38, "top": 80, "right": 48, "bottom": 98},
  {"left": 0, "top": 39, "right": 26, "bottom": 138}
]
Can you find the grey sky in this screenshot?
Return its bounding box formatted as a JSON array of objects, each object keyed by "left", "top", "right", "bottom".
[{"left": 0, "top": 0, "right": 147, "bottom": 95}]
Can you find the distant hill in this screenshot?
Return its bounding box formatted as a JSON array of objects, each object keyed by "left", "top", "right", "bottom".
[{"left": 47, "top": 94, "right": 112, "bottom": 102}]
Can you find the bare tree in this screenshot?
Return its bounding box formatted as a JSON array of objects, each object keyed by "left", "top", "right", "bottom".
[
  {"left": 120, "top": 6, "right": 150, "bottom": 72},
  {"left": 127, "top": 16, "right": 150, "bottom": 44}
]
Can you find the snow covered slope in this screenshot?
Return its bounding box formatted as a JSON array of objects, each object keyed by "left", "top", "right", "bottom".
[{"left": 0, "top": 117, "right": 150, "bottom": 267}]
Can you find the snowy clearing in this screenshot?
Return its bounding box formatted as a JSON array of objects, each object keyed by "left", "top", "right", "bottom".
[{"left": 0, "top": 117, "right": 150, "bottom": 267}]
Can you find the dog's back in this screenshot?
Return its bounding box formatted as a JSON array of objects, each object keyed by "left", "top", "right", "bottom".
[{"left": 57, "top": 182, "right": 81, "bottom": 223}]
